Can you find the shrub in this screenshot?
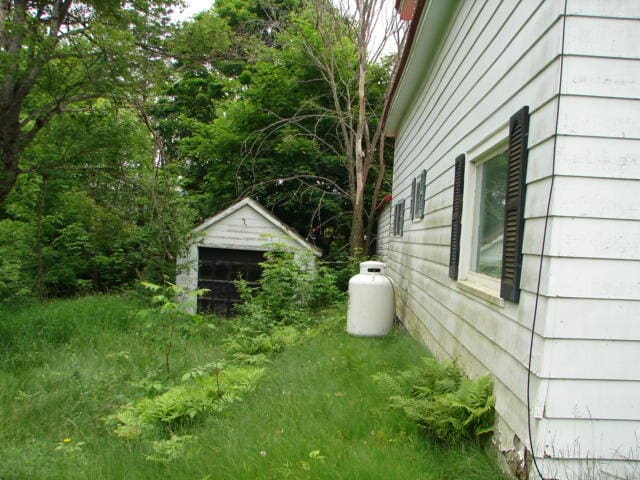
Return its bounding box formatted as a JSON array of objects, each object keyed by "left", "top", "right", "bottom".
[
  {"left": 235, "top": 243, "right": 341, "bottom": 328},
  {"left": 373, "top": 357, "right": 495, "bottom": 443}
]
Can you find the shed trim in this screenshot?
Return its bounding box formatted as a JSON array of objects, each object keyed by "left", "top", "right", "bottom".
[{"left": 193, "top": 198, "right": 322, "bottom": 257}]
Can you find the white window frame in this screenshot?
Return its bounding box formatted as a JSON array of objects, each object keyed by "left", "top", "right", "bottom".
[{"left": 457, "top": 138, "right": 508, "bottom": 305}]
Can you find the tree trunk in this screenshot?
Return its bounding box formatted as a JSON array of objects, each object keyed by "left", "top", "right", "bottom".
[
  {"left": 0, "top": 109, "right": 22, "bottom": 205},
  {"left": 350, "top": 195, "right": 365, "bottom": 255}
]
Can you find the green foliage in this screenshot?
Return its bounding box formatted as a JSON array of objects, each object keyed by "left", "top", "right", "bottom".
[
  {"left": 146, "top": 434, "right": 196, "bottom": 464},
  {"left": 0, "top": 295, "right": 505, "bottom": 479},
  {"left": 373, "top": 357, "right": 496, "bottom": 443},
  {"left": 0, "top": 219, "right": 34, "bottom": 300},
  {"left": 235, "top": 243, "right": 341, "bottom": 328},
  {"left": 137, "top": 281, "right": 212, "bottom": 376},
  {"left": 0, "top": 104, "right": 196, "bottom": 301},
  {"left": 108, "top": 366, "right": 265, "bottom": 437}
]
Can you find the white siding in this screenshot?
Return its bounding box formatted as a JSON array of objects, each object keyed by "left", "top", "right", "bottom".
[
  {"left": 375, "top": 202, "right": 391, "bottom": 262},
  {"left": 385, "top": 0, "right": 640, "bottom": 478},
  {"left": 534, "top": 5, "right": 640, "bottom": 478}
]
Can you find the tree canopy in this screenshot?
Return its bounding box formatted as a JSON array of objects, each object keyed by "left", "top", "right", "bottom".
[{"left": 0, "top": 0, "right": 400, "bottom": 301}]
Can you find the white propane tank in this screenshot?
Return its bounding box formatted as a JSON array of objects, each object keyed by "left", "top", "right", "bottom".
[{"left": 347, "top": 261, "right": 395, "bottom": 336}]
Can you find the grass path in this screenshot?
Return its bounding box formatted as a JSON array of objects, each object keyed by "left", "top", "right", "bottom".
[{"left": 0, "top": 296, "right": 505, "bottom": 479}]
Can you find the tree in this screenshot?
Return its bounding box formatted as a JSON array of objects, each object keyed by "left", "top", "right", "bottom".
[
  {"left": 0, "top": 0, "right": 176, "bottom": 205},
  {"left": 246, "top": 0, "right": 402, "bottom": 254}
]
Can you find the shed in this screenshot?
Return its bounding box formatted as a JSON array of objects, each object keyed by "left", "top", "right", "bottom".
[
  {"left": 381, "top": 1, "right": 640, "bottom": 479},
  {"left": 176, "top": 198, "right": 321, "bottom": 315}
]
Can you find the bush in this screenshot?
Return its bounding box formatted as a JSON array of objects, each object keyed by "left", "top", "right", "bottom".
[
  {"left": 373, "top": 357, "right": 495, "bottom": 443},
  {"left": 235, "top": 244, "right": 341, "bottom": 328}
]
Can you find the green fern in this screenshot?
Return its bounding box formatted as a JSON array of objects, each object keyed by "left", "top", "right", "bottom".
[
  {"left": 108, "top": 366, "right": 265, "bottom": 437},
  {"left": 374, "top": 357, "right": 495, "bottom": 443}
]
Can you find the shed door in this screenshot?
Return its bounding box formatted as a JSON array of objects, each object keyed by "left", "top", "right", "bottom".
[{"left": 197, "top": 247, "right": 264, "bottom": 316}]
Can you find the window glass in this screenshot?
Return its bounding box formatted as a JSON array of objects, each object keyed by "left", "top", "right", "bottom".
[{"left": 474, "top": 151, "right": 507, "bottom": 278}]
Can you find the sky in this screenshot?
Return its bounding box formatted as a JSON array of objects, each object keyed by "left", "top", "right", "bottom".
[
  {"left": 172, "top": 0, "right": 400, "bottom": 57},
  {"left": 172, "top": 0, "right": 213, "bottom": 21}
]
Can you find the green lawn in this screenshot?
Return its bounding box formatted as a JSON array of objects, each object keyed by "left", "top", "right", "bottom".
[{"left": 0, "top": 295, "right": 505, "bottom": 479}]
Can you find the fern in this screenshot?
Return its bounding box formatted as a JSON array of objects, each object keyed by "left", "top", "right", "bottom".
[
  {"left": 108, "top": 366, "right": 265, "bottom": 437},
  {"left": 374, "top": 357, "right": 495, "bottom": 443}
]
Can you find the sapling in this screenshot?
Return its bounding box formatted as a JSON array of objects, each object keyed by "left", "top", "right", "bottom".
[{"left": 138, "top": 281, "right": 210, "bottom": 377}]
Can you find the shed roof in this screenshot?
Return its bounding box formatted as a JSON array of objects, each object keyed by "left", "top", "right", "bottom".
[{"left": 193, "top": 197, "right": 322, "bottom": 257}]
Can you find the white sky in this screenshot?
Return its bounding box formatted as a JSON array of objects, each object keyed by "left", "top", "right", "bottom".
[{"left": 172, "top": 0, "right": 213, "bottom": 21}]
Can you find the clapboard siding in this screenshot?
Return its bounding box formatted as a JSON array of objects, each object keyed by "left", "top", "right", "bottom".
[
  {"left": 535, "top": 418, "right": 640, "bottom": 460},
  {"left": 532, "top": 7, "right": 640, "bottom": 470},
  {"left": 561, "top": 55, "right": 640, "bottom": 99},
  {"left": 537, "top": 458, "right": 640, "bottom": 480},
  {"left": 545, "top": 379, "right": 640, "bottom": 420},
  {"left": 375, "top": 203, "right": 391, "bottom": 262},
  {"left": 546, "top": 297, "right": 640, "bottom": 340},
  {"left": 563, "top": 15, "right": 640, "bottom": 59},
  {"left": 394, "top": 0, "right": 563, "bottom": 188},
  {"left": 384, "top": 0, "right": 640, "bottom": 476}
]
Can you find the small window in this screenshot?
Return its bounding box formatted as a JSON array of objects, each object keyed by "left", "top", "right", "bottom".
[
  {"left": 473, "top": 151, "right": 508, "bottom": 278},
  {"left": 393, "top": 200, "right": 405, "bottom": 236}
]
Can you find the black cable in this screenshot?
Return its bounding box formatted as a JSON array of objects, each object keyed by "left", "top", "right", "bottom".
[{"left": 527, "top": 1, "right": 568, "bottom": 478}]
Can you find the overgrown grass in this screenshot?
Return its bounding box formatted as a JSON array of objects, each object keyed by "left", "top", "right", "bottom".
[{"left": 0, "top": 295, "right": 505, "bottom": 479}]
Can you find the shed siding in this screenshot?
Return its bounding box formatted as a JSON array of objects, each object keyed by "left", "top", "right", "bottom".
[
  {"left": 176, "top": 202, "right": 313, "bottom": 313},
  {"left": 385, "top": 0, "right": 640, "bottom": 477}
]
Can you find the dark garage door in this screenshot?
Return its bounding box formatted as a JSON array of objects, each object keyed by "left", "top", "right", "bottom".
[{"left": 197, "top": 247, "right": 265, "bottom": 315}]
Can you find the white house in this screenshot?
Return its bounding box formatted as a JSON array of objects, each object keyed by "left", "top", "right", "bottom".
[
  {"left": 379, "top": 1, "right": 640, "bottom": 478},
  {"left": 176, "top": 197, "right": 321, "bottom": 315}
]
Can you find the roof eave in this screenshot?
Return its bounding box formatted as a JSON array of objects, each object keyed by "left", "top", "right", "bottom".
[{"left": 383, "top": 0, "right": 459, "bottom": 137}]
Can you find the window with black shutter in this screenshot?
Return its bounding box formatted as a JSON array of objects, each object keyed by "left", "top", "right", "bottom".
[
  {"left": 410, "top": 178, "right": 416, "bottom": 220},
  {"left": 449, "top": 154, "right": 465, "bottom": 280},
  {"left": 500, "top": 106, "right": 529, "bottom": 302},
  {"left": 393, "top": 201, "right": 405, "bottom": 236},
  {"left": 418, "top": 169, "right": 427, "bottom": 218}
]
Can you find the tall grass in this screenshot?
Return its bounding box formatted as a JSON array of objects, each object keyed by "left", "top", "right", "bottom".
[{"left": 0, "top": 295, "right": 505, "bottom": 479}]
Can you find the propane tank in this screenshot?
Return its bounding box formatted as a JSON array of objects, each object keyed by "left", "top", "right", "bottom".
[{"left": 347, "top": 261, "right": 395, "bottom": 336}]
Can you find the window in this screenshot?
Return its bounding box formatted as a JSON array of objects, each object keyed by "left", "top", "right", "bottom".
[
  {"left": 409, "top": 170, "right": 427, "bottom": 221},
  {"left": 473, "top": 151, "right": 508, "bottom": 278},
  {"left": 448, "top": 106, "right": 529, "bottom": 303},
  {"left": 393, "top": 200, "right": 405, "bottom": 236}
]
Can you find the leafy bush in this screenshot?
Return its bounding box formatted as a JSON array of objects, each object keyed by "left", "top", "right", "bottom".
[
  {"left": 235, "top": 243, "right": 341, "bottom": 328},
  {"left": 373, "top": 357, "right": 495, "bottom": 442}
]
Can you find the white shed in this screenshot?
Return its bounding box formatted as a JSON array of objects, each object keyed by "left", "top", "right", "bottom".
[
  {"left": 176, "top": 197, "right": 321, "bottom": 315},
  {"left": 381, "top": 1, "right": 640, "bottom": 479}
]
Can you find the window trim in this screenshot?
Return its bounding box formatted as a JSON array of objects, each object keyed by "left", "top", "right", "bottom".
[{"left": 457, "top": 140, "right": 508, "bottom": 302}]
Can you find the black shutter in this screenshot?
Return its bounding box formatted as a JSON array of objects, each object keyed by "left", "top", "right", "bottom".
[
  {"left": 419, "top": 169, "right": 427, "bottom": 218},
  {"left": 500, "top": 106, "right": 529, "bottom": 302},
  {"left": 399, "top": 199, "right": 405, "bottom": 236},
  {"left": 393, "top": 203, "right": 398, "bottom": 235},
  {"left": 410, "top": 178, "right": 416, "bottom": 220},
  {"left": 449, "top": 154, "right": 465, "bottom": 280}
]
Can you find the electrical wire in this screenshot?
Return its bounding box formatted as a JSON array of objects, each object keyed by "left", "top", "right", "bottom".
[{"left": 526, "top": 1, "right": 568, "bottom": 478}]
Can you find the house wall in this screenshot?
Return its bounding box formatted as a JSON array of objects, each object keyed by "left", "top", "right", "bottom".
[
  {"left": 176, "top": 203, "right": 311, "bottom": 312},
  {"left": 383, "top": 0, "right": 640, "bottom": 478},
  {"left": 532, "top": 2, "right": 640, "bottom": 478},
  {"left": 375, "top": 203, "right": 391, "bottom": 261}
]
